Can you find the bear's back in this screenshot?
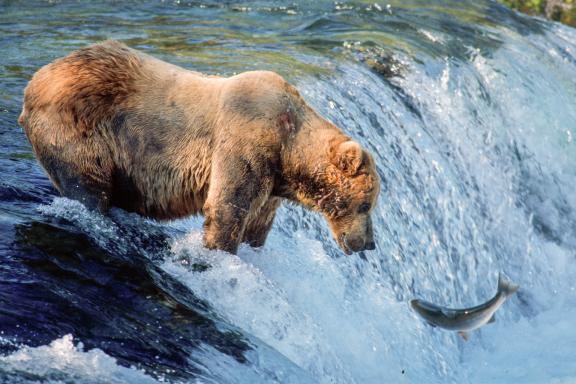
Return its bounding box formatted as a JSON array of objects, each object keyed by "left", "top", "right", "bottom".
[{"left": 19, "top": 40, "right": 146, "bottom": 140}]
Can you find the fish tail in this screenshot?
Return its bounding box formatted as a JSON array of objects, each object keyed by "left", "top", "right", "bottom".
[{"left": 498, "top": 273, "right": 519, "bottom": 297}]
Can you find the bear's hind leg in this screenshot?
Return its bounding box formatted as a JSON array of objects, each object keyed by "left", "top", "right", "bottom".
[{"left": 35, "top": 141, "right": 113, "bottom": 214}]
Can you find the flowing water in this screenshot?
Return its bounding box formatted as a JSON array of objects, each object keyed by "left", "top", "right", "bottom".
[{"left": 1, "top": 1, "right": 575, "bottom": 383}]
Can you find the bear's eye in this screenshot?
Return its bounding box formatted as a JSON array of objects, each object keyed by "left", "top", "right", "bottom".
[{"left": 358, "top": 203, "right": 371, "bottom": 214}]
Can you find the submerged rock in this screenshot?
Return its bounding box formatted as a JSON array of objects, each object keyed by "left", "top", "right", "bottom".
[{"left": 342, "top": 42, "right": 407, "bottom": 78}]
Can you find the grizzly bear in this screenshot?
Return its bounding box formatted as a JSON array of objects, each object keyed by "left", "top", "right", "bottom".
[{"left": 19, "top": 40, "right": 379, "bottom": 255}]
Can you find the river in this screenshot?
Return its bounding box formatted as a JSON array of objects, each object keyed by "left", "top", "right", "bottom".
[{"left": 1, "top": 1, "right": 575, "bottom": 383}]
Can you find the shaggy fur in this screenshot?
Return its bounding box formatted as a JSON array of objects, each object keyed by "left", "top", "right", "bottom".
[{"left": 19, "top": 40, "right": 380, "bottom": 254}]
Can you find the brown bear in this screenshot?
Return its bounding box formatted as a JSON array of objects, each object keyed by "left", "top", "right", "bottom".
[{"left": 19, "top": 40, "right": 379, "bottom": 255}]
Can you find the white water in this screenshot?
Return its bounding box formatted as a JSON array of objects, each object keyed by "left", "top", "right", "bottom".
[
  {"left": 12, "top": 20, "right": 576, "bottom": 384},
  {"left": 0, "top": 335, "right": 161, "bottom": 384}
]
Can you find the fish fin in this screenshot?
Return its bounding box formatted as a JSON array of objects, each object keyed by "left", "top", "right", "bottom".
[
  {"left": 426, "top": 321, "right": 437, "bottom": 328},
  {"left": 498, "top": 273, "right": 519, "bottom": 297},
  {"left": 458, "top": 331, "right": 469, "bottom": 341},
  {"left": 488, "top": 314, "right": 496, "bottom": 324}
]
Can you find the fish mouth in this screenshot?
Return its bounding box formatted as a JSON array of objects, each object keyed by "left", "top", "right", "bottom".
[
  {"left": 409, "top": 299, "right": 424, "bottom": 314},
  {"left": 409, "top": 299, "right": 430, "bottom": 318}
]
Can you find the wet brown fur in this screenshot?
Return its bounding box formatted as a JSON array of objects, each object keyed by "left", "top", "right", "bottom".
[{"left": 19, "top": 40, "right": 380, "bottom": 254}]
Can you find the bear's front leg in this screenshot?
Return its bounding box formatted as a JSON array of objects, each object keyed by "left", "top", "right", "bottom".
[
  {"left": 243, "top": 197, "right": 281, "bottom": 248},
  {"left": 202, "top": 149, "right": 274, "bottom": 254},
  {"left": 203, "top": 202, "right": 249, "bottom": 254}
]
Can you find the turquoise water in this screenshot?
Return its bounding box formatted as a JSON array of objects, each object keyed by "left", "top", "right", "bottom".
[{"left": 1, "top": 1, "right": 575, "bottom": 383}]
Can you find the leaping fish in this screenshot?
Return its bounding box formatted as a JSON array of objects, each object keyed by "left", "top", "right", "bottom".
[{"left": 410, "top": 274, "right": 519, "bottom": 341}]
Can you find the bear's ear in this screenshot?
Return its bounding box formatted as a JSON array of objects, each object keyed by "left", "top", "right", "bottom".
[{"left": 329, "top": 140, "right": 364, "bottom": 176}]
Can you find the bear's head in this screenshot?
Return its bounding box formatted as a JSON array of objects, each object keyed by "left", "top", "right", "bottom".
[
  {"left": 289, "top": 136, "right": 380, "bottom": 255},
  {"left": 322, "top": 139, "right": 379, "bottom": 254}
]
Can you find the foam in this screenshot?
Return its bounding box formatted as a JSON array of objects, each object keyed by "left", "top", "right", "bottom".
[
  {"left": 0, "top": 335, "right": 160, "bottom": 384},
  {"left": 163, "top": 228, "right": 453, "bottom": 383}
]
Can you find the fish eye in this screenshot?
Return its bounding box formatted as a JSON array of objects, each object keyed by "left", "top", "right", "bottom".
[{"left": 358, "top": 202, "right": 371, "bottom": 214}]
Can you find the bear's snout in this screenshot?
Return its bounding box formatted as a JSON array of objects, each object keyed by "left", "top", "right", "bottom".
[
  {"left": 345, "top": 235, "right": 365, "bottom": 252},
  {"left": 344, "top": 235, "right": 373, "bottom": 253},
  {"left": 332, "top": 215, "right": 376, "bottom": 255},
  {"left": 365, "top": 241, "right": 376, "bottom": 250}
]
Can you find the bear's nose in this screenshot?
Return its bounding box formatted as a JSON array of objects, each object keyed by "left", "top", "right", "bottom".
[{"left": 365, "top": 241, "right": 376, "bottom": 250}]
